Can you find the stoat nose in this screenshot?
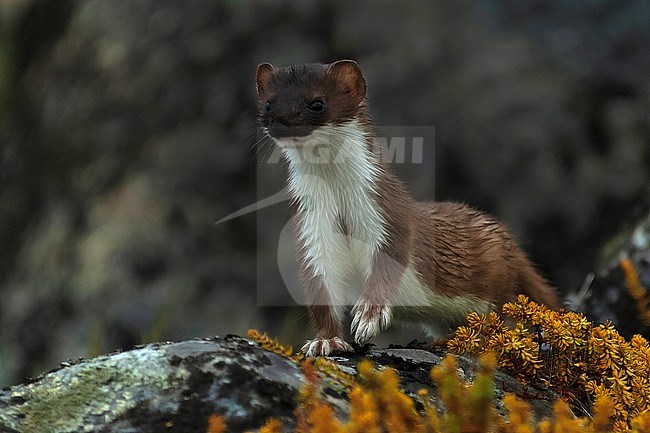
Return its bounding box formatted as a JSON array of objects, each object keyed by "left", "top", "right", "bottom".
[
  {"left": 268, "top": 117, "right": 312, "bottom": 138},
  {"left": 270, "top": 121, "right": 291, "bottom": 136}
]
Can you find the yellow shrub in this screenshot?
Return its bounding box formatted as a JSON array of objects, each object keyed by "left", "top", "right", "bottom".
[{"left": 448, "top": 295, "right": 650, "bottom": 431}]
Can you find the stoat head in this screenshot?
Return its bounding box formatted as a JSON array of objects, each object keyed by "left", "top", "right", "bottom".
[{"left": 255, "top": 60, "right": 367, "bottom": 148}]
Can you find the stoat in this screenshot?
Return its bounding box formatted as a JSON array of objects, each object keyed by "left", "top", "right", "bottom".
[{"left": 255, "top": 60, "right": 560, "bottom": 356}]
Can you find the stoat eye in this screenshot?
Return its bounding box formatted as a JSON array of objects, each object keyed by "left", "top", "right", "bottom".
[
  {"left": 308, "top": 99, "right": 325, "bottom": 112},
  {"left": 265, "top": 100, "right": 272, "bottom": 112}
]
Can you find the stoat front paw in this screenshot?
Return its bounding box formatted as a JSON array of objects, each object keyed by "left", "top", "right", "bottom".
[
  {"left": 301, "top": 337, "right": 353, "bottom": 357},
  {"left": 350, "top": 302, "right": 392, "bottom": 344}
]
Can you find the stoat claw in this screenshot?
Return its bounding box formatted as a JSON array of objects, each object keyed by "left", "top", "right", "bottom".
[
  {"left": 301, "top": 337, "right": 354, "bottom": 357},
  {"left": 351, "top": 302, "right": 392, "bottom": 344}
]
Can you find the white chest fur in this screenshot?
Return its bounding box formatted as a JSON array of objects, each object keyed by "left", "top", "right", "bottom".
[{"left": 280, "top": 121, "right": 387, "bottom": 307}]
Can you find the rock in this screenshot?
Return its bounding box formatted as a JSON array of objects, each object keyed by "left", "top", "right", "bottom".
[
  {"left": 570, "top": 211, "right": 650, "bottom": 337},
  {"left": 0, "top": 336, "right": 557, "bottom": 433},
  {"left": 0, "top": 337, "right": 301, "bottom": 433}
]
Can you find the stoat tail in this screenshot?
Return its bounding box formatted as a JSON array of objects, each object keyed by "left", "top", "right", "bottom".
[{"left": 519, "top": 261, "right": 562, "bottom": 310}]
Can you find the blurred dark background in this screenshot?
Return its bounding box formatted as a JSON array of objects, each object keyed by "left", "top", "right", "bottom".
[{"left": 0, "top": 0, "right": 649, "bottom": 386}]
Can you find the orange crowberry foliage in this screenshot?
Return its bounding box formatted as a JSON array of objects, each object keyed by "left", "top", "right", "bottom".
[
  {"left": 258, "top": 418, "right": 284, "bottom": 433},
  {"left": 448, "top": 295, "right": 650, "bottom": 432},
  {"left": 247, "top": 329, "right": 304, "bottom": 362},
  {"left": 206, "top": 414, "right": 227, "bottom": 433},
  {"left": 265, "top": 353, "right": 499, "bottom": 433},
  {"left": 215, "top": 315, "right": 650, "bottom": 433},
  {"left": 620, "top": 258, "right": 650, "bottom": 326}
]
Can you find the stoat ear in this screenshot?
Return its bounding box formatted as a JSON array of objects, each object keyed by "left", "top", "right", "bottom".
[
  {"left": 327, "top": 59, "right": 366, "bottom": 103},
  {"left": 256, "top": 62, "right": 274, "bottom": 98}
]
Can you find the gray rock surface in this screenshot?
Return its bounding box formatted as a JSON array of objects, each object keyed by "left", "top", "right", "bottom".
[
  {"left": 0, "top": 337, "right": 301, "bottom": 433},
  {"left": 0, "top": 336, "right": 557, "bottom": 433},
  {"left": 572, "top": 211, "right": 650, "bottom": 337}
]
